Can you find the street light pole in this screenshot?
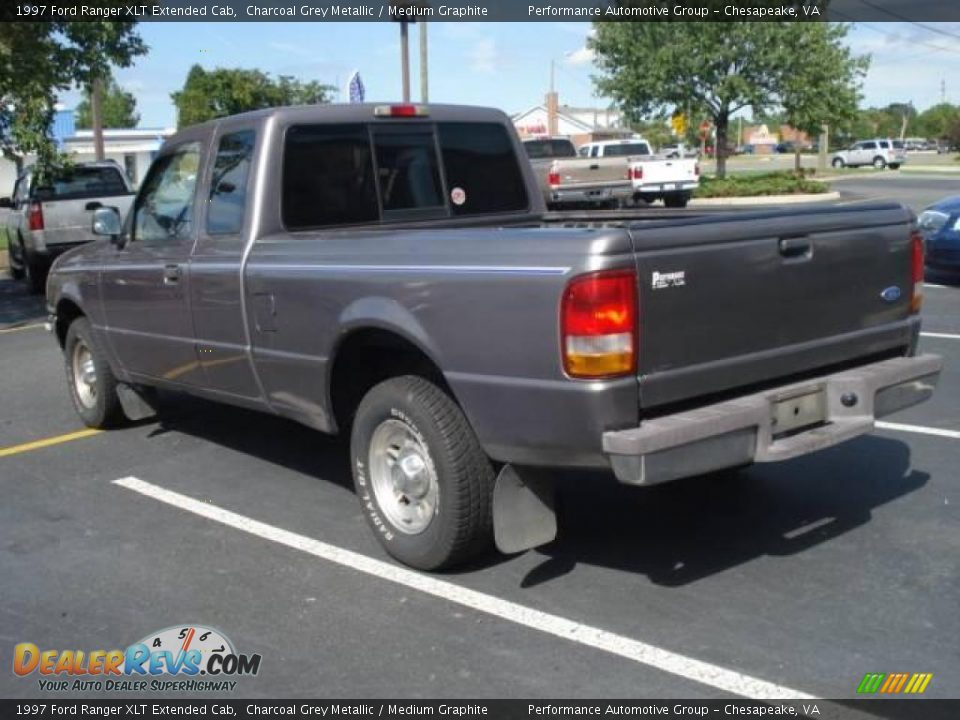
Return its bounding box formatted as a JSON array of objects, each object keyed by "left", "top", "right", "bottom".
[
  {"left": 419, "top": 22, "right": 428, "bottom": 103},
  {"left": 400, "top": 21, "right": 411, "bottom": 102}
]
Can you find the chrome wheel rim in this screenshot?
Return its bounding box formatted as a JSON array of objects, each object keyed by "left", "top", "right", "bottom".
[
  {"left": 369, "top": 419, "right": 438, "bottom": 535},
  {"left": 71, "top": 341, "right": 97, "bottom": 409}
]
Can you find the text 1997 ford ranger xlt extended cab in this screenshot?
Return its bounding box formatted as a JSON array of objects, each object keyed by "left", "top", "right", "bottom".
[{"left": 46, "top": 104, "right": 942, "bottom": 570}]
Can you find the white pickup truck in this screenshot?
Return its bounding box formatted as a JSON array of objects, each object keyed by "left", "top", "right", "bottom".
[
  {"left": 547, "top": 139, "right": 699, "bottom": 209},
  {"left": 2, "top": 161, "right": 135, "bottom": 292}
]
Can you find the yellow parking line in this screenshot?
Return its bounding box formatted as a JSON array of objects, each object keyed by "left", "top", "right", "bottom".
[
  {"left": 0, "top": 323, "right": 45, "bottom": 335},
  {"left": 0, "top": 428, "right": 102, "bottom": 458}
]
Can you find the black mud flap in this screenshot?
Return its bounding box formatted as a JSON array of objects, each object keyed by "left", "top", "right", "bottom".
[
  {"left": 492, "top": 465, "right": 557, "bottom": 554},
  {"left": 116, "top": 383, "right": 158, "bottom": 422}
]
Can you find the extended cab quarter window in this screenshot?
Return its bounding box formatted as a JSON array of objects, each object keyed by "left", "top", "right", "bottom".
[
  {"left": 437, "top": 123, "right": 528, "bottom": 215},
  {"left": 208, "top": 130, "right": 256, "bottom": 234},
  {"left": 132, "top": 142, "right": 201, "bottom": 243},
  {"left": 283, "top": 124, "right": 379, "bottom": 228}
]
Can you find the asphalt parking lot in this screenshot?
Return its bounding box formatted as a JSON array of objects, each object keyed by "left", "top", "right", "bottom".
[{"left": 1, "top": 175, "right": 958, "bottom": 707}]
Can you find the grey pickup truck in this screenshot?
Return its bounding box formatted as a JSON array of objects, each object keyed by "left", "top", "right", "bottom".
[{"left": 46, "top": 103, "right": 942, "bottom": 571}]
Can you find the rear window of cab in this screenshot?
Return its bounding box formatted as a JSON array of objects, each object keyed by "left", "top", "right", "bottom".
[{"left": 282, "top": 121, "right": 529, "bottom": 229}]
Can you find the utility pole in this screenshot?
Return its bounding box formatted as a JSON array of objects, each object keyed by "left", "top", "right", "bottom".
[
  {"left": 419, "top": 23, "right": 428, "bottom": 102},
  {"left": 818, "top": 123, "right": 828, "bottom": 173},
  {"left": 92, "top": 76, "right": 105, "bottom": 161},
  {"left": 400, "top": 21, "right": 411, "bottom": 102},
  {"left": 942, "top": 78, "right": 947, "bottom": 104}
]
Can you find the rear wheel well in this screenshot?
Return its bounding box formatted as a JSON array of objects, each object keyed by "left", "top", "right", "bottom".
[
  {"left": 55, "top": 299, "right": 84, "bottom": 348},
  {"left": 330, "top": 329, "right": 453, "bottom": 434}
]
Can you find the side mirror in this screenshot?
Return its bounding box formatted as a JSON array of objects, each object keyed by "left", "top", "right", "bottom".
[
  {"left": 92, "top": 206, "right": 123, "bottom": 245},
  {"left": 0, "top": 197, "right": 11, "bottom": 209}
]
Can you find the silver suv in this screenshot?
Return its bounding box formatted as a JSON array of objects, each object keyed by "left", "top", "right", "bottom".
[{"left": 831, "top": 139, "right": 907, "bottom": 170}]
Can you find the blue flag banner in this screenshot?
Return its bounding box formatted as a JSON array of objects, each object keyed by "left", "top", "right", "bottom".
[{"left": 348, "top": 72, "right": 365, "bottom": 103}]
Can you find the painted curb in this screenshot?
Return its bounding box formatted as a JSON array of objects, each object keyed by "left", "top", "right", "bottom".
[{"left": 690, "top": 191, "right": 840, "bottom": 206}]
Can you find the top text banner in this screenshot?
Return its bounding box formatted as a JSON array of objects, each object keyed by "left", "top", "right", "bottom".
[{"left": 6, "top": 0, "right": 960, "bottom": 21}]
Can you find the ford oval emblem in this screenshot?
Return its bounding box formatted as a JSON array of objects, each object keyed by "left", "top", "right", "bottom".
[{"left": 880, "top": 286, "right": 902, "bottom": 303}]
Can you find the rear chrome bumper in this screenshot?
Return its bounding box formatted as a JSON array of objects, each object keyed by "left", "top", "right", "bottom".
[
  {"left": 603, "top": 354, "right": 943, "bottom": 486},
  {"left": 632, "top": 182, "right": 698, "bottom": 194},
  {"left": 550, "top": 184, "right": 634, "bottom": 204}
]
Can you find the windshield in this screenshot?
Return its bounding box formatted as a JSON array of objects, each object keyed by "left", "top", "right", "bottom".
[
  {"left": 603, "top": 142, "right": 652, "bottom": 157},
  {"left": 523, "top": 139, "right": 576, "bottom": 159}
]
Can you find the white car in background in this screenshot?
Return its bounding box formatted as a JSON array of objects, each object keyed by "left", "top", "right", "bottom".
[{"left": 831, "top": 139, "right": 907, "bottom": 170}]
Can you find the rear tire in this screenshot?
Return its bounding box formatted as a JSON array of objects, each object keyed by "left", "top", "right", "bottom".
[
  {"left": 664, "top": 193, "right": 690, "bottom": 209},
  {"left": 831, "top": 158, "right": 845, "bottom": 169},
  {"left": 350, "top": 375, "right": 495, "bottom": 571},
  {"left": 64, "top": 317, "right": 124, "bottom": 429},
  {"left": 9, "top": 240, "right": 25, "bottom": 280},
  {"left": 873, "top": 156, "right": 886, "bottom": 169},
  {"left": 889, "top": 163, "right": 901, "bottom": 170},
  {"left": 23, "top": 248, "right": 46, "bottom": 294}
]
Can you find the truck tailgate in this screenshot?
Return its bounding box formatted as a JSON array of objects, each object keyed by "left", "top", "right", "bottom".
[
  {"left": 628, "top": 203, "right": 919, "bottom": 409},
  {"left": 553, "top": 157, "right": 629, "bottom": 189},
  {"left": 634, "top": 158, "right": 698, "bottom": 186}
]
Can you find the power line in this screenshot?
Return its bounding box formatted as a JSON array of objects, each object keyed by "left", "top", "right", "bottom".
[
  {"left": 856, "top": 1, "right": 960, "bottom": 41},
  {"left": 834, "top": 15, "right": 960, "bottom": 56}
]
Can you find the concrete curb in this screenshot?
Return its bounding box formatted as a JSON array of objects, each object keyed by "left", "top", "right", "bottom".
[
  {"left": 690, "top": 191, "right": 840, "bottom": 206},
  {"left": 0, "top": 249, "right": 8, "bottom": 270}
]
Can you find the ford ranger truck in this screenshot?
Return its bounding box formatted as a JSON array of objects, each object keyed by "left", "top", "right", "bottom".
[{"left": 45, "top": 103, "right": 942, "bottom": 571}]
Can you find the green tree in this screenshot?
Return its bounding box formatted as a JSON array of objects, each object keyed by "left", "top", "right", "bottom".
[
  {"left": 172, "top": 66, "right": 334, "bottom": 128},
  {"left": 0, "top": 18, "right": 146, "bottom": 173},
  {"left": 76, "top": 76, "right": 140, "bottom": 129},
  {"left": 776, "top": 23, "right": 868, "bottom": 170},
  {"left": 916, "top": 103, "right": 960, "bottom": 140},
  {"left": 590, "top": 18, "right": 867, "bottom": 178}
]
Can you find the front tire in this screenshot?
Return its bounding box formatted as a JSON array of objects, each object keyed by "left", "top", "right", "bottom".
[
  {"left": 64, "top": 317, "right": 124, "bottom": 428},
  {"left": 350, "top": 376, "right": 495, "bottom": 571}
]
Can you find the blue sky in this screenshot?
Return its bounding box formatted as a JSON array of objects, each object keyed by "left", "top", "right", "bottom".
[{"left": 61, "top": 22, "right": 960, "bottom": 129}]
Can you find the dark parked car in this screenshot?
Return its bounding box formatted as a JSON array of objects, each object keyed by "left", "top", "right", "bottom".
[{"left": 918, "top": 196, "right": 960, "bottom": 276}]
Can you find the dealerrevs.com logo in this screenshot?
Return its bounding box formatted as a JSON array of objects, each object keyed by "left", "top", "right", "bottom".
[{"left": 13, "top": 625, "right": 262, "bottom": 693}]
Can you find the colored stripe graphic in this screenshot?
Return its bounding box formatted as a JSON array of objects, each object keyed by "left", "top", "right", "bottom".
[
  {"left": 857, "top": 672, "right": 932, "bottom": 694},
  {"left": 857, "top": 673, "right": 885, "bottom": 693}
]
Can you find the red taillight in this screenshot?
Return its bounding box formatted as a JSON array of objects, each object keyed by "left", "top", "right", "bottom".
[
  {"left": 28, "top": 202, "right": 44, "bottom": 231},
  {"left": 548, "top": 169, "right": 560, "bottom": 188},
  {"left": 630, "top": 166, "right": 643, "bottom": 180},
  {"left": 910, "top": 229, "right": 923, "bottom": 313},
  {"left": 374, "top": 104, "right": 428, "bottom": 118},
  {"left": 561, "top": 270, "right": 637, "bottom": 378}
]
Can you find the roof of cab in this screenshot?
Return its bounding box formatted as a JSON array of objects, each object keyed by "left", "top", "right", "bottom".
[{"left": 162, "top": 103, "right": 513, "bottom": 147}]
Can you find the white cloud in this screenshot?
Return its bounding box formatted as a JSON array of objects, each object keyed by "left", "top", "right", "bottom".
[
  {"left": 469, "top": 38, "right": 497, "bottom": 74},
  {"left": 565, "top": 47, "right": 595, "bottom": 66}
]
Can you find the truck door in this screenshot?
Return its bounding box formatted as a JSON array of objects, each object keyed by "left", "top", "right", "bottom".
[
  {"left": 189, "top": 126, "right": 264, "bottom": 401},
  {"left": 100, "top": 140, "right": 203, "bottom": 385}
]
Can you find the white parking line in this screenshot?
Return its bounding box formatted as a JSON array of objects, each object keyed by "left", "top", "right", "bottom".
[
  {"left": 920, "top": 331, "right": 960, "bottom": 340},
  {"left": 113, "top": 475, "right": 816, "bottom": 701},
  {"left": 875, "top": 421, "right": 960, "bottom": 440}
]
